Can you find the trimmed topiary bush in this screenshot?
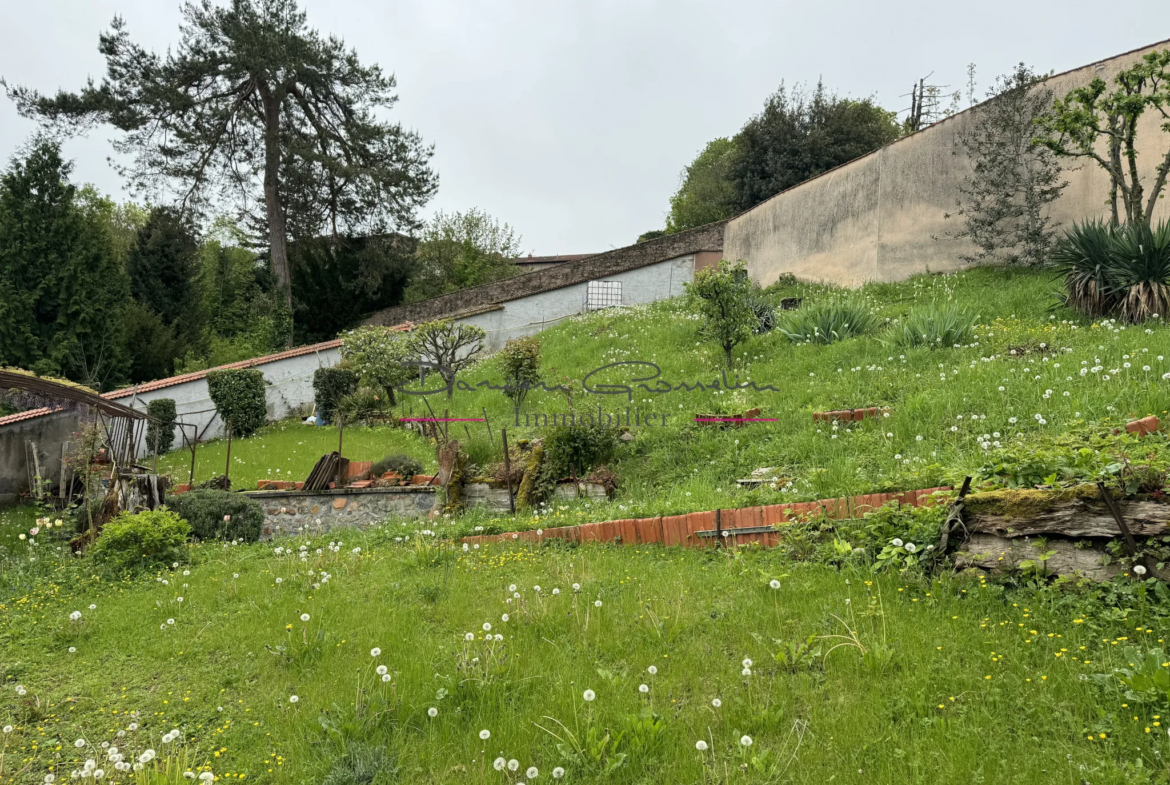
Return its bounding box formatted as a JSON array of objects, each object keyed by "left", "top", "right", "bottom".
[
  {"left": 89, "top": 509, "right": 190, "bottom": 573},
  {"left": 146, "top": 398, "right": 177, "bottom": 454},
  {"left": 168, "top": 489, "right": 265, "bottom": 542},
  {"left": 313, "top": 367, "right": 359, "bottom": 423},
  {"left": 207, "top": 369, "right": 267, "bottom": 437}
]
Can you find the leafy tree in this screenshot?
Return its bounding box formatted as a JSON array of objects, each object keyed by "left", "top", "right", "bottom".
[
  {"left": 949, "top": 64, "right": 1068, "bottom": 266},
  {"left": 7, "top": 0, "right": 437, "bottom": 319},
  {"left": 636, "top": 229, "right": 666, "bottom": 243},
  {"left": 290, "top": 234, "right": 413, "bottom": 343},
  {"left": 685, "top": 259, "right": 757, "bottom": 367},
  {"left": 127, "top": 206, "right": 201, "bottom": 338},
  {"left": 666, "top": 138, "right": 738, "bottom": 232},
  {"left": 206, "top": 368, "right": 267, "bottom": 437},
  {"left": 728, "top": 81, "right": 901, "bottom": 212},
  {"left": 498, "top": 336, "right": 541, "bottom": 410},
  {"left": 404, "top": 209, "right": 522, "bottom": 303},
  {"left": 1036, "top": 49, "right": 1170, "bottom": 227},
  {"left": 0, "top": 140, "right": 128, "bottom": 388},
  {"left": 411, "top": 320, "right": 486, "bottom": 398},
  {"left": 120, "top": 299, "right": 184, "bottom": 383},
  {"left": 338, "top": 325, "right": 418, "bottom": 406}
]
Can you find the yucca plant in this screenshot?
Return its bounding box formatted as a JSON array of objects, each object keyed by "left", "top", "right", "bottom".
[
  {"left": 777, "top": 299, "right": 880, "bottom": 345},
  {"left": 886, "top": 302, "right": 978, "bottom": 349},
  {"left": 1110, "top": 220, "right": 1170, "bottom": 323},
  {"left": 1050, "top": 219, "right": 1118, "bottom": 317}
]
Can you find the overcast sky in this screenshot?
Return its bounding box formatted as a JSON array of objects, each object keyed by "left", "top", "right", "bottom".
[{"left": 2, "top": 1, "right": 1169, "bottom": 255}]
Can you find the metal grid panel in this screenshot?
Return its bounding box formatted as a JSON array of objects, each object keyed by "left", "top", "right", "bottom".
[{"left": 585, "top": 280, "right": 622, "bottom": 311}]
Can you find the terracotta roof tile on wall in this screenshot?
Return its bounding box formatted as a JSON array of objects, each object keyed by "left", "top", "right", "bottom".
[
  {"left": 0, "top": 322, "right": 414, "bottom": 427},
  {"left": 0, "top": 406, "right": 61, "bottom": 427}
]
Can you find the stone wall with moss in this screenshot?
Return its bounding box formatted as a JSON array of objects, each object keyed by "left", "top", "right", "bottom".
[{"left": 245, "top": 487, "right": 436, "bottom": 537}]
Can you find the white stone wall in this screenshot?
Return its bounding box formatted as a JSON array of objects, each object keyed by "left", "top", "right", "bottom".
[
  {"left": 457, "top": 254, "right": 695, "bottom": 351},
  {"left": 114, "top": 347, "right": 341, "bottom": 456}
]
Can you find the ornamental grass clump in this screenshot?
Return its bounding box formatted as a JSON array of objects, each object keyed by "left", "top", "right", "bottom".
[
  {"left": 1052, "top": 219, "right": 1170, "bottom": 322},
  {"left": 887, "top": 302, "right": 978, "bottom": 349},
  {"left": 167, "top": 489, "right": 264, "bottom": 542},
  {"left": 777, "top": 298, "right": 879, "bottom": 344}
]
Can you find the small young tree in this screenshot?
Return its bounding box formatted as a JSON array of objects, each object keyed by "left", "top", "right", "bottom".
[
  {"left": 498, "top": 336, "right": 541, "bottom": 410},
  {"left": 949, "top": 64, "right": 1068, "bottom": 266},
  {"left": 339, "top": 325, "right": 417, "bottom": 406},
  {"left": 411, "top": 320, "right": 486, "bottom": 398},
  {"left": 1035, "top": 49, "right": 1170, "bottom": 228},
  {"left": 685, "top": 259, "right": 757, "bottom": 367}
]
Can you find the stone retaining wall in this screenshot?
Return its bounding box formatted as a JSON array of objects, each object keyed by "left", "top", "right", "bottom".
[{"left": 245, "top": 487, "right": 437, "bottom": 537}]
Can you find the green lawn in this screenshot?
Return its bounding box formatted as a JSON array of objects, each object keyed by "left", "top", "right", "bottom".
[
  {"left": 7, "top": 266, "right": 1170, "bottom": 783},
  {"left": 1, "top": 527, "right": 1166, "bottom": 784},
  {"left": 156, "top": 420, "right": 437, "bottom": 491}
]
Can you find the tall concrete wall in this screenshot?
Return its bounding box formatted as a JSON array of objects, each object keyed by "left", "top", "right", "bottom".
[{"left": 725, "top": 40, "right": 1170, "bottom": 287}]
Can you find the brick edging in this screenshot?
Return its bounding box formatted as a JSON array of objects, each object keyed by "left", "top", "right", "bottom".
[{"left": 459, "top": 486, "right": 951, "bottom": 549}]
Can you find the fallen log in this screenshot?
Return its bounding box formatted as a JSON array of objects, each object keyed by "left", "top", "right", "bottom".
[
  {"left": 954, "top": 532, "right": 1122, "bottom": 582},
  {"left": 962, "top": 486, "right": 1170, "bottom": 539}
]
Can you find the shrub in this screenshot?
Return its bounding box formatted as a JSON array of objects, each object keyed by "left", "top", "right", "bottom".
[
  {"left": 336, "top": 385, "right": 392, "bottom": 424},
  {"left": 541, "top": 422, "right": 621, "bottom": 480},
  {"left": 89, "top": 509, "right": 190, "bottom": 573},
  {"left": 339, "top": 325, "right": 418, "bottom": 406},
  {"left": 146, "top": 398, "right": 177, "bottom": 455},
  {"left": 684, "top": 259, "right": 757, "bottom": 366},
  {"left": 313, "top": 367, "right": 359, "bottom": 423},
  {"left": 499, "top": 336, "right": 541, "bottom": 409},
  {"left": 167, "top": 489, "right": 265, "bottom": 542},
  {"left": 371, "top": 453, "right": 423, "bottom": 478},
  {"left": 778, "top": 298, "right": 879, "bottom": 344},
  {"left": 1051, "top": 219, "right": 1119, "bottom": 317},
  {"left": 206, "top": 369, "right": 267, "bottom": 437},
  {"left": 887, "top": 302, "right": 977, "bottom": 349},
  {"left": 1053, "top": 219, "right": 1170, "bottom": 322}
]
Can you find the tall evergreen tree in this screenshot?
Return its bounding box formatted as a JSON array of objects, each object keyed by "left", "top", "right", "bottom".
[
  {"left": 0, "top": 141, "right": 128, "bottom": 388},
  {"left": 7, "top": 0, "right": 437, "bottom": 325},
  {"left": 127, "top": 206, "right": 200, "bottom": 334}
]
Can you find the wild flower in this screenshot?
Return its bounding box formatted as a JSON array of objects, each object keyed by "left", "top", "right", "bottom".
[
  {"left": 1134, "top": 565, "right": 1149, "bottom": 576},
  {"left": 371, "top": 647, "right": 382, "bottom": 657},
  {"left": 376, "top": 665, "right": 388, "bottom": 675},
  {"left": 647, "top": 665, "right": 658, "bottom": 675},
  {"left": 138, "top": 750, "right": 156, "bottom": 764},
  {"left": 770, "top": 579, "right": 781, "bottom": 589},
  {"left": 509, "top": 584, "right": 517, "bottom": 592},
  {"left": 572, "top": 583, "right": 581, "bottom": 592},
  {"left": 905, "top": 543, "right": 917, "bottom": 553},
  {"left": 480, "top": 729, "right": 491, "bottom": 740},
  {"left": 742, "top": 658, "right": 752, "bottom": 668},
  {"left": 75, "top": 738, "right": 86, "bottom": 748},
  {"left": 501, "top": 614, "right": 509, "bottom": 622},
  {"left": 300, "top": 613, "right": 310, "bottom": 622},
  {"left": 583, "top": 689, "right": 596, "bottom": 701},
  {"left": 892, "top": 538, "right": 904, "bottom": 547},
  {"left": 494, "top": 758, "right": 507, "bottom": 771},
  {"left": 527, "top": 767, "right": 539, "bottom": 778},
  {"left": 428, "top": 707, "right": 438, "bottom": 717},
  {"left": 381, "top": 674, "right": 392, "bottom": 682},
  {"left": 712, "top": 698, "right": 721, "bottom": 707},
  {"left": 508, "top": 759, "right": 520, "bottom": 771},
  {"left": 594, "top": 600, "right": 602, "bottom": 608},
  {"left": 552, "top": 768, "right": 565, "bottom": 779},
  {"left": 552, "top": 588, "right": 560, "bottom": 595},
  {"left": 695, "top": 740, "right": 708, "bottom": 751},
  {"left": 289, "top": 695, "right": 299, "bottom": 703},
  {"left": 70, "top": 611, "right": 82, "bottom": 622},
  {"left": 639, "top": 684, "right": 649, "bottom": 693},
  {"left": 740, "top": 735, "right": 753, "bottom": 747},
  {"left": 2, "top": 725, "right": 12, "bottom": 733},
  {"left": 483, "top": 622, "right": 492, "bottom": 632},
  {"left": 465, "top": 633, "right": 475, "bottom": 641}
]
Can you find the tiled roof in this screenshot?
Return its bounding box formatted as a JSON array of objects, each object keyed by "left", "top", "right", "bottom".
[
  {"left": 0, "top": 406, "right": 61, "bottom": 427},
  {"left": 514, "top": 254, "right": 594, "bottom": 266},
  {"left": 0, "top": 322, "right": 413, "bottom": 427}
]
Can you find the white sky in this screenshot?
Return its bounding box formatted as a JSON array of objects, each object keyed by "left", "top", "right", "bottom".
[{"left": 2, "top": 1, "right": 1169, "bottom": 255}]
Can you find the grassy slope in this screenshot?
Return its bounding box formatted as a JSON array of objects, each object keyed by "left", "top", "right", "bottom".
[
  {"left": 166, "top": 266, "right": 1170, "bottom": 531},
  {"left": 6, "top": 267, "right": 1170, "bottom": 783},
  {"left": 0, "top": 529, "right": 1164, "bottom": 785}
]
